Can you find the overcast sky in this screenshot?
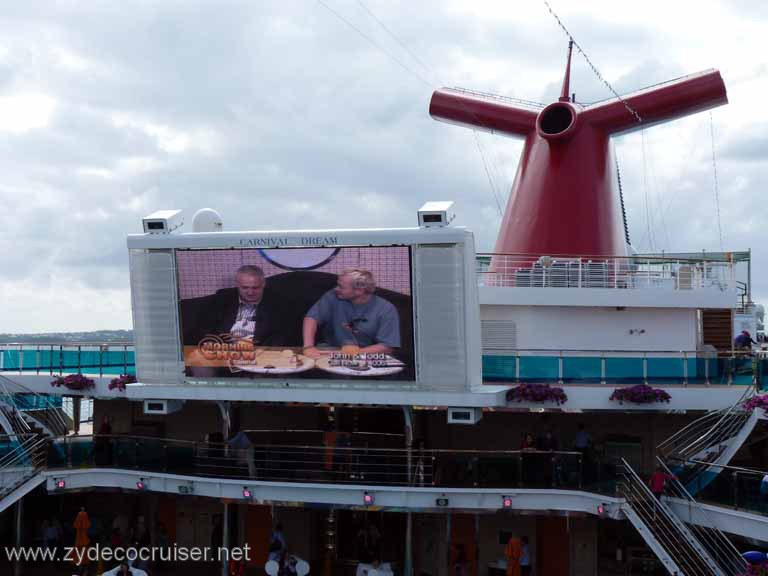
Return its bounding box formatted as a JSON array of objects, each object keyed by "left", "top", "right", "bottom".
[{"left": 0, "top": 0, "right": 766, "bottom": 332}]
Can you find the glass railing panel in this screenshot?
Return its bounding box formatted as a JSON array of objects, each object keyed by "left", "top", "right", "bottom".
[
  {"left": 731, "top": 356, "right": 754, "bottom": 385},
  {"left": 604, "top": 357, "right": 644, "bottom": 383},
  {"left": 1, "top": 350, "right": 20, "bottom": 370},
  {"left": 14, "top": 394, "right": 63, "bottom": 411},
  {"left": 646, "top": 357, "right": 685, "bottom": 383},
  {"left": 562, "top": 357, "right": 601, "bottom": 382},
  {"left": 70, "top": 439, "right": 93, "bottom": 467},
  {"left": 135, "top": 438, "right": 167, "bottom": 472},
  {"left": 518, "top": 356, "right": 558, "bottom": 381},
  {"left": 481, "top": 355, "right": 516, "bottom": 381}
]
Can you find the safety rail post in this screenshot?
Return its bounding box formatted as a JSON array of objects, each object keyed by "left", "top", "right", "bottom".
[
  {"left": 683, "top": 352, "right": 688, "bottom": 386},
  {"left": 578, "top": 454, "right": 583, "bottom": 489},
  {"left": 705, "top": 353, "right": 710, "bottom": 385},
  {"left": 646, "top": 259, "right": 651, "bottom": 287},
  {"left": 733, "top": 471, "right": 739, "bottom": 510},
  {"left": 642, "top": 353, "right": 648, "bottom": 385},
  {"left": 578, "top": 258, "right": 582, "bottom": 288},
  {"left": 35, "top": 346, "right": 40, "bottom": 375},
  {"left": 77, "top": 345, "right": 81, "bottom": 373},
  {"left": 600, "top": 353, "right": 606, "bottom": 385},
  {"left": 18, "top": 345, "right": 23, "bottom": 373},
  {"left": 558, "top": 351, "right": 563, "bottom": 384},
  {"left": 123, "top": 345, "right": 129, "bottom": 376}
]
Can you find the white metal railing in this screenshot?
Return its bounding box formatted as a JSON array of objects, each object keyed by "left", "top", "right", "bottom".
[{"left": 476, "top": 253, "right": 735, "bottom": 292}]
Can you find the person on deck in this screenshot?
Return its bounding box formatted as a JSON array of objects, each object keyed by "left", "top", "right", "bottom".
[
  {"left": 735, "top": 330, "right": 757, "bottom": 351},
  {"left": 649, "top": 466, "right": 675, "bottom": 500},
  {"left": 505, "top": 533, "right": 523, "bottom": 576}
]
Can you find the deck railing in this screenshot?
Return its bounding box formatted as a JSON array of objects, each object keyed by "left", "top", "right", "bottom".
[
  {"left": 0, "top": 343, "right": 135, "bottom": 376},
  {"left": 674, "top": 458, "right": 768, "bottom": 516},
  {"left": 483, "top": 348, "right": 758, "bottom": 386},
  {"left": 46, "top": 435, "right": 615, "bottom": 492},
  {"left": 476, "top": 253, "right": 735, "bottom": 291}
]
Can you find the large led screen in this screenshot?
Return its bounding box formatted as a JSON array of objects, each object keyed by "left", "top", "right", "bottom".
[{"left": 177, "top": 246, "right": 415, "bottom": 381}]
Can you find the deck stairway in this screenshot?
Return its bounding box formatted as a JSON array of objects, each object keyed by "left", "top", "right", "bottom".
[
  {"left": 0, "top": 375, "right": 70, "bottom": 438},
  {"left": 617, "top": 458, "right": 745, "bottom": 575},
  {"left": 657, "top": 393, "right": 760, "bottom": 495},
  {"left": 0, "top": 434, "right": 47, "bottom": 513},
  {"left": 654, "top": 458, "right": 748, "bottom": 575}
]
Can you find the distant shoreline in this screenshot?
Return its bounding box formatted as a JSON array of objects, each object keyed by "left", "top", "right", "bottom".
[{"left": 0, "top": 330, "right": 133, "bottom": 344}]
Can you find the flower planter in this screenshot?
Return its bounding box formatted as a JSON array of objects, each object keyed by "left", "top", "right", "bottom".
[
  {"left": 610, "top": 384, "right": 671, "bottom": 405},
  {"left": 743, "top": 395, "right": 768, "bottom": 413},
  {"left": 506, "top": 383, "right": 568, "bottom": 405},
  {"left": 109, "top": 374, "right": 136, "bottom": 392},
  {"left": 51, "top": 374, "right": 95, "bottom": 391}
]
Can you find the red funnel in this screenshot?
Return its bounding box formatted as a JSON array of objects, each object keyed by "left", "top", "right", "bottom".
[{"left": 430, "top": 50, "right": 727, "bottom": 257}]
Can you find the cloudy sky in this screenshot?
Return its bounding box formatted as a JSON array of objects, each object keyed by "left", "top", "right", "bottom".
[{"left": 0, "top": 0, "right": 766, "bottom": 332}]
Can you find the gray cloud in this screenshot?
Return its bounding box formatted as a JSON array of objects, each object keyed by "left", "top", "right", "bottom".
[{"left": 0, "top": 1, "right": 764, "bottom": 331}]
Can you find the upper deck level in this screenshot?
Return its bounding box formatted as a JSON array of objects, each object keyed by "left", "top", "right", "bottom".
[{"left": 476, "top": 252, "right": 746, "bottom": 309}]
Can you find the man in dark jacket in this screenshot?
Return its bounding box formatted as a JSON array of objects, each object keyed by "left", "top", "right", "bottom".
[{"left": 182, "top": 265, "right": 292, "bottom": 347}]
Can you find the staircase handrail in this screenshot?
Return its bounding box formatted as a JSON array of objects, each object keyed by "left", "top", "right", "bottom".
[
  {"left": 656, "top": 457, "right": 747, "bottom": 576},
  {"left": 0, "top": 434, "right": 47, "bottom": 471},
  {"left": 0, "top": 375, "right": 70, "bottom": 436},
  {"left": 658, "top": 388, "right": 753, "bottom": 459},
  {"left": 617, "top": 458, "right": 721, "bottom": 575}
]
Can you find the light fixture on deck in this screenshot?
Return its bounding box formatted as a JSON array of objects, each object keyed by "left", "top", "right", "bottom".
[
  {"left": 243, "top": 487, "right": 252, "bottom": 500},
  {"left": 55, "top": 479, "right": 66, "bottom": 490},
  {"left": 502, "top": 496, "right": 513, "bottom": 509},
  {"left": 363, "top": 492, "right": 374, "bottom": 506},
  {"left": 597, "top": 503, "right": 607, "bottom": 516},
  {"left": 136, "top": 479, "right": 147, "bottom": 491}
]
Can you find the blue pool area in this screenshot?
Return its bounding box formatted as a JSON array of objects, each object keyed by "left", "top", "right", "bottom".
[{"left": 482, "top": 354, "right": 760, "bottom": 385}]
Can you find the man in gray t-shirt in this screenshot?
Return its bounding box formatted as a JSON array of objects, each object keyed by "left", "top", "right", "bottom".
[{"left": 303, "top": 268, "right": 400, "bottom": 358}]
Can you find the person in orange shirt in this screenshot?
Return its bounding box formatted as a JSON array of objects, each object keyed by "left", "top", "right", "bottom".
[{"left": 505, "top": 533, "right": 523, "bottom": 576}]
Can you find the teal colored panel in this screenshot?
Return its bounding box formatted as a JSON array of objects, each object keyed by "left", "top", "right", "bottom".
[
  {"left": 686, "top": 358, "right": 701, "bottom": 382},
  {"left": 732, "top": 357, "right": 753, "bottom": 385},
  {"left": 482, "top": 356, "right": 516, "bottom": 380},
  {"left": 519, "top": 356, "right": 558, "bottom": 381},
  {"left": 605, "top": 357, "right": 644, "bottom": 381},
  {"left": 646, "top": 357, "right": 684, "bottom": 380},
  {"left": 562, "top": 357, "right": 601, "bottom": 382},
  {"left": 2, "top": 350, "right": 20, "bottom": 369}
]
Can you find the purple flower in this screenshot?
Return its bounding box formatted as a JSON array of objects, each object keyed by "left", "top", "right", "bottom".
[
  {"left": 610, "top": 384, "right": 671, "bottom": 404},
  {"left": 50, "top": 373, "right": 95, "bottom": 391},
  {"left": 506, "top": 384, "right": 568, "bottom": 405},
  {"left": 108, "top": 374, "right": 136, "bottom": 392},
  {"left": 743, "top": 395, "right": 768, "bottom": 413}
]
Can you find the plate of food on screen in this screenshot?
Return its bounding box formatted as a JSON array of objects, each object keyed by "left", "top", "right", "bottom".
[
  {"left": 315, "top": 348, "right": 405, "bottom": 377},
  {"left": 230, "top": 348, "right": 316, "bottom": 375}
]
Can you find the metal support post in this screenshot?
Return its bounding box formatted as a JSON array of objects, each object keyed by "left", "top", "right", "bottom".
[
  {"left": 73, "top": 397, "right": 81, "bottom": 434},
  {"left": 402, "top": 406, "right": 413, "bottom": 484},
  {"left": 221, "top": 502, "right": 229, "bottom": 576},
  {"left": 13, "top": 498, "right": 23, "bottom": 576},
  {"left": 404, "top": 512, "right": 413, "bottom": 576}
]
